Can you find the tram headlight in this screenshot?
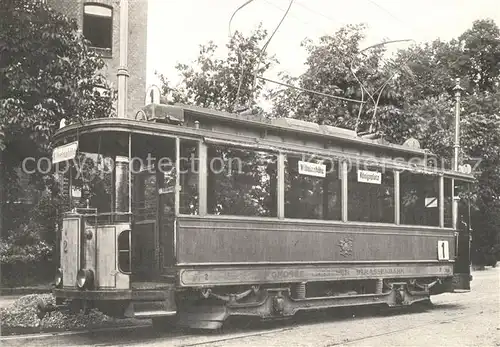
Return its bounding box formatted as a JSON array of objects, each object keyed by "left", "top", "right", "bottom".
[
  {"left": 55, "top": 268, "right": 63, "bottom": 288},
  {"left": 76, "top": 269, "right": 94, "bottom": 289}
]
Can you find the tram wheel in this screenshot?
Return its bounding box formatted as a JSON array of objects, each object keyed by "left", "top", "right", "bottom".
[{"left": 152, "top": 315, "right": 177, "bottom": 332}]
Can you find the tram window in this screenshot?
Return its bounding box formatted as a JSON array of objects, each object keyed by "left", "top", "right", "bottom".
[
  {"left": 284, "top": 156, "right": 341, "bottom": 220},
  {"left": 179, "top": 140, "right": 199, "bottom": 215},
  {"left": 348, "top": 166, "right": 394, "bottom": 223},
  {"left": 117, "top": 230, "right": 131, "bottom": 273},
  {"left": 455, "top": 181, "right": 471, "bottom": 229},
  {"left": 400, "top": 172, "right": 439, "bottom": 226},
  {"left": 444, "top": 177, "right": 453, "bottom": 228},
  {"left": 132, "top": 161, "right": 157, "bottom": 222},
  {"left": 65, "top": 153, "right": 113, "bottom": 213},
  {"left": 207, "top": 145, "right": 277, "bottom": 217}
]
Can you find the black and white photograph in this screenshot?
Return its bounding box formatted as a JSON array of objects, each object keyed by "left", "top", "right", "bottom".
[{"left": 0, "top": 0, "right": 499, "bottom": 346}]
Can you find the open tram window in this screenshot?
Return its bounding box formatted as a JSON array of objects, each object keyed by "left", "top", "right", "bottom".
[
  {"left": 179, "top": 140, "right": 199, "bottom": 215},
  {"left": 400, "top": 172, "right": 439, "bottom": 226},
  {"left": 347, "top": 165, "right": 394, "bottom": 223},
  {"left": 284, "top": 155, "right": 341, "bottom": 220},
  {"left": 207, "top": 145, "right": 277, "bottom": 217},
  {"left": 131, "top": 161, "right": 157, "bottom": 223},
  {"left": 455, "top": 180, "right": 471, "bottom": 230}
]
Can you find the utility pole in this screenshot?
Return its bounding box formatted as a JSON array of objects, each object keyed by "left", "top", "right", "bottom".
[
  {"left": 116, "top": 0, "right": 129, "bottom": 119},
  {"left": 0, "top": 127, "right": 4, "bottom": 238},
  {"left": 453, "top": 78, "right": 464, "bottom": 171},
  {"left": 452, "top": 78, "right": 463, "bottom": 230},
  {"left": 114, "top": 0, "right": 130, "bottom": 216}
]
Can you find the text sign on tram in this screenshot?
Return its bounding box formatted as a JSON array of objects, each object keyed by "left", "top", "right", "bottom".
[
  {"left": 52, "top": 141, "right": 78, "bottom": 164},
  {"left": 298, "top": 161, "right": 326, "bottom": 178},
  {"left": 357, "top": 170, "right": 382, "bottom": 184}
]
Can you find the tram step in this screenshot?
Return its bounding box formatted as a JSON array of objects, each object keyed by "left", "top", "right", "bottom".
[
  {"left": 124, "top": 300, "right": 177, "bottom": 318},
  {"left": 131, "top": 281, "right": 174, "bottom": 290}
]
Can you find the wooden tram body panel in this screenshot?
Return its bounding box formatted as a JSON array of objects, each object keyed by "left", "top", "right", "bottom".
[{"left": 175, "top": 216, "right": 455, "bottom": 287}]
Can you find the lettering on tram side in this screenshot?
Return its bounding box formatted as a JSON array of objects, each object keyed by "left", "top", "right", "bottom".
[
  {"left": 355, "top": 268, "right": 404, "bottom": 276},
  {"left": 269, "top": 269, "right": 305, "bottom": 280},
  {"left": 179, "top": 264, "right": 454, "bottom": 286}
]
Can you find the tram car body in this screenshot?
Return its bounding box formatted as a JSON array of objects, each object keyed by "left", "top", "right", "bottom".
[{"left": 45, "top": 104, "right": 474, "bottom": 329}]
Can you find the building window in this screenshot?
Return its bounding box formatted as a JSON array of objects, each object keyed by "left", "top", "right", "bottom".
[{"left": 83, "top": 4, "right": 112, "bottom": 50}]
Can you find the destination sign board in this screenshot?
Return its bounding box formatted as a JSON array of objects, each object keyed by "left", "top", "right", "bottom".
[
  {"left": 52, "top": 141, "right": 78, "bottom": 164},
  {"left": 357, "top": 169, "right": 381, "bottom": 184},
  {"left": 298, "top": 161, "right": 326, "bottom": 178}
]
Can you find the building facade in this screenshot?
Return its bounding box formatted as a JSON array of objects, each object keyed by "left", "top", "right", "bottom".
[{"left": 47, "top": 0, "right": 148, "bottom": 118}]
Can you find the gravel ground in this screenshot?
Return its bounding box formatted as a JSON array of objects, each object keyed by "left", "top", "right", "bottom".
[{"left": 0, "top": 294, "right": 145, "bottom": 332}]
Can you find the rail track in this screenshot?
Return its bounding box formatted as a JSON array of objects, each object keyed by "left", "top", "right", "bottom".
[{"left": 1, "top": 285, "right": 497, "bottom": 347}]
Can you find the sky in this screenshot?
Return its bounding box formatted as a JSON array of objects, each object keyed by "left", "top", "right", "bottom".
[{"left": 146, "top": 0, "right": 500, "bottom": 91}]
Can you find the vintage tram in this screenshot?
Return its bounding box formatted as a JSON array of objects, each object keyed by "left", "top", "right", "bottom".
[{"left": 40, "top": 103, "right": 474, "bottom": 329}]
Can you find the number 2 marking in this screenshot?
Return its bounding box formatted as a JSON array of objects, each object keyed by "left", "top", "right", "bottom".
[{"left": 438, "top": 240, "right": 449, "bottom": 260}]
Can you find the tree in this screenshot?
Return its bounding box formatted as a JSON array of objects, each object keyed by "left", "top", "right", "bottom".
[
  {"left": 0, "top": 0, "right": 116, "bottom": 280},
  {"left": 0, "top": 0, "right": 115, "bottom": 232},
  {"left": 269, "top": 20, "right": 500, "bottom": 263},
  {"left": 385, "top": 20, "right": 500, "bottom": 260},
  {"left": 157, "top": 27, "right": 278, "bottom": 216},
  {"left": 270, "top": 24, "right": 392, "bottom": 131},
  {"left": 158, "top": 25, "right": 277, "bottom": 113}
]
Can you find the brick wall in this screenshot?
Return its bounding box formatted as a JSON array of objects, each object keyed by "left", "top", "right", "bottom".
[{"left": 47, "top": 0, "right": 148, "bottom": 118}]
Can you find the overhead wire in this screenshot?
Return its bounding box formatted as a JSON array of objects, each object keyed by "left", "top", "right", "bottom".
[
  {"left": 294, "top": 0, "right": 342, "bottom": 26},
  {"left": 262, "top": 0, "right": 317, "bottom": 27},
  {"left": 256, "top": 76, "right": 366, "bottom": 104},
  {"left": 229, "top": 0, "right": 416, "bottom": 121},
  {"left": 354, "top": 0, "right": 431, "bottom": 133},
  {"left": 248, "top": 0, "right": 295, "bottom": 109},
  {"left": 229, "top": 0, "right": 257, "bottom": 111},
  {"left": 228, "top": 0, "right": 256, "bottom": 38},
  {"left": 351, "top": 39, "right": 416, "bottom": 134}
]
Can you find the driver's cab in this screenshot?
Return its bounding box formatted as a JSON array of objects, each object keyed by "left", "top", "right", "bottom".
[
  {"left": 453, "top": 180, "right": 473, "bottom": 290},
  {"left": 54, "top": 127, "right": 198, "bottom": 290}
]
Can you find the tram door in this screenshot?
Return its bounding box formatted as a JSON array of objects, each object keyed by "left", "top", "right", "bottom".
[
  {"left": 453, "top": 182, "right": 472, "bottom": 290},
  {"left": 132, "top": 169, "right": 159, "bottom": 279},
  {"left": 158, "top": 167, "right": 176, "bottom": 269}
]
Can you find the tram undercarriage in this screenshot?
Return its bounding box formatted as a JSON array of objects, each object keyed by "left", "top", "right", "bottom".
[{"left": 40, "top": 276, "right": 451, "bottom": 330}]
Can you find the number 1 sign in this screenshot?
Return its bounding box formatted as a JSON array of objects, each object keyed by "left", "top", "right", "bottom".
[{"left": 438, "top": 240, "right": 450, "bottom": 260}]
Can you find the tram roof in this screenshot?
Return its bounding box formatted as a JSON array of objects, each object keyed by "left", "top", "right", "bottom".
[
  {"left": 55, "top": 103, "right": 428, "bottom": 156},
  {"left": 53, "top": 104, "right": 476, "bottom": 181}
]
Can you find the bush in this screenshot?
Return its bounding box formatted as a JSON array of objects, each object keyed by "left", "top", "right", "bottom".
[{"left": 0, "top": 222, "right": 53, "bottom": 286}]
